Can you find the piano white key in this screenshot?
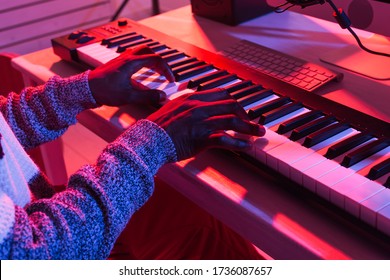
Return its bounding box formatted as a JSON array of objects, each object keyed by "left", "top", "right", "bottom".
[
  {"left": 268, "top": 140, "right": 314, "bottom": 177},
  {"left": 344, "top": 180, "right": 385, "bottom": 218},
  {"left": 265, "top": 118, "right": 353, "bottom": 179},
  {"left": 377, "top": 203, "right": 390, "bottom": 236},
  {"left": 77, "top": 43, "right": 118, "bottom": 67},
  {"left": 252, "top": 129, "right": 290, "bottom": 164},
  {"left": 302, "top": 158, "right": 340, "bottom": 192},
  {"left": 316, "top": 166, "right": 355, "bottom": 200},
  {"left": 288, "top": 128, "right": 358, "bottom": 185},
  {"left": 329, "top": 172, "right": 369, "bottom": 208},
  {"left": 360, "top": 188, "right": 390, "bottom": 227}
]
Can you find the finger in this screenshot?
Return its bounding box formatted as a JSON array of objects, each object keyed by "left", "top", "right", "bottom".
[
  {"left": 206, "top": 132, "right": 254, "bottom": 151},
  {"left": 127, "top": 55, "right": 175, "bottom": 82},
  {"left": 127, "top": 88, "right": 167, "bottom": 105},
  {"left": 189, "top": 88, "right": 231, "bottom": 102},
  {"left": 192, "top": 99, "right": 249, "bottom": 120},
  {"left": 204, "top": 115, "right": 265, "bottom": 137},
  {"left": 129, "top": 45, "right": 154, "bottom": 55}
]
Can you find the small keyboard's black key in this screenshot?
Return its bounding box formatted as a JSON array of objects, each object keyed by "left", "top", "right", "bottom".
[
  {"left": 107, "top": 34, "right": 144, "bottom": 47},
  {"left": 172, "top": 61, "right": 206, "bottom": 74},
  {"left": 175, "top": 65, "right": 214, "bottom": 81},
  {"left": 169, "top": 57, "right": 198, "bottom": 69},
  {"left": 187, "top": 70, "right": 227, "bottom": 88},
  {"left": 367, "top": 158, "right": 390, "bottom": 180},
  {"left": 277, "top": 110, "right": 323, "bottom": 134},
  {"left": 117, "top": 38, "right": 154, "bottom": 52},
  {"left": 385, "top": 176, "right": 390, "bottom": 188},
  {"left": 163, "top": 52, "right": 186, "bottom": 62},
  {"left": 248, "top": 96, "right": 290, "bottom": 120},
  {"left": 325, "top": 132, "right": 373, "bottom": 159},
  {"left": 102, "top": 32, "right": 136, "bottom": 45},
  {"left": 290, "top": 115, "right": 336, "bottom": 141},
  {"left": 237, "top": 89, "right": 274, "bottom": 108},
  {"left": 224, "top": 80, "right": 253, "bottom": 94},
  {"left": 158, "top": 49, "right": 178, "bottom": 57},
  {"left": 303, "top": 122, "right": 350, "bottom": 148},
  {"left": 198, "top": 74, "right": 237, "bottom": 91},
  {"left": 341, "top": 138, "right": 390, "bottom": 168},
  {"left": 260, "top": 101, "right": 303, "bottom": 125},
  {"left": 230, "top": 84, "right": 264, "bottom": 100},
  {"left": 150, "top": 44, "right": 167, "bottom": 52}
]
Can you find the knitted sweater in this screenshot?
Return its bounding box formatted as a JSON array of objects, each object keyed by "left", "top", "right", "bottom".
[{"left": 0, "top": 71, "right": 177, "bottom": 259}]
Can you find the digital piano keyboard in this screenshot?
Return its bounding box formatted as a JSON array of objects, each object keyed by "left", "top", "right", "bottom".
[{"left": 51, "top": 18, "right": 390, "bottom": 238}]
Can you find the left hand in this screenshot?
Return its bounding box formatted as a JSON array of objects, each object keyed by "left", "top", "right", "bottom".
[{"left": 88, "top": 45, "right": 175, "bottom": 107}]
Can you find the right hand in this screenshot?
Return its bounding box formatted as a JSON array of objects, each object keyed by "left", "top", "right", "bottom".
[
  {"left": 88, "top": 45, "right": 174, "bottom": 107},
  {"left": 147, "top": 88, "right": 266, "bottom": 161}
]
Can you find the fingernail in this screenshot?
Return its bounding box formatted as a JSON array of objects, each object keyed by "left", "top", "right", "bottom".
[
  {"left": 159, "top": 91, "right": 167, "bottom": 102},
  {"left": 258, "top": 125, "right": 266, "bottom": 136}
]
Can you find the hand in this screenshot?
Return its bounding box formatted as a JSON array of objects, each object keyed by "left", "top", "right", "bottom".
[
  {"left": 88, "top": 45, "right": 174, "bottom": 107},
  {"left": 147, "top": 89, "right": 266, "bottom": 161}
]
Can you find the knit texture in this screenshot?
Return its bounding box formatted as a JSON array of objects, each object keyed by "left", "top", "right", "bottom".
[{"left": 0, "top": 72, "right": 177, "bottom": 259}]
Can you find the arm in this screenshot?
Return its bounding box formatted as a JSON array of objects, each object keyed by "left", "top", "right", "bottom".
[
  {"left": 0, "top": 72, "right": 97, "bottom": 149},
  {"left": 0, "top": 119, "right": 176, "bottom": 259},
  {"left": 0, "top": 46, "right": 174, "bottom": 150}
]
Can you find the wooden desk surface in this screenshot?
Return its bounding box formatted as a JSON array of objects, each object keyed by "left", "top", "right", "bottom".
[{"left": 12, "top": 5, "right": 390, "bottom": 259}]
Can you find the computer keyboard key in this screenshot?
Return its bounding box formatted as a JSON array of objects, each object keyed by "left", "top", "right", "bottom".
[{"left": 222, "top": 40, "right": 343, "bottom": 92}]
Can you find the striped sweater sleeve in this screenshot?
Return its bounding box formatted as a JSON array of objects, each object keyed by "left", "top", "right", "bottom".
[
  {"left": 0, "top": 119, "right": 177, "bottom": 259},
  {"left": 0, "top": 71, "right": 97, "bottom": 149},
  {"left": 0, "top": 71, "right": 178, "bottom": 259}
]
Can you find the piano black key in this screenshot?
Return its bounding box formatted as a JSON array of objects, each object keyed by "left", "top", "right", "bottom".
[
  {"left": 169, "top": 57, "right": 198, "bottom": 69},
  {"left": 277, "top": 110, "right": 323, "bottom": 134},
  {"left": 172, "top": 61, "right": 206, "bottom": 74},
  {"left": 230, "top": 84, "right": 264, "bottom": 100},
  {"left": 150, "top": 44, "right": 167, "bottom": 52},
  {"left": 175, "top": 64, "right": 215, "bottom": 82},
  {"left": 303, "top": 122, "right": 350, "bottom": 148},
  {"left": 248, "top": 96, "right": 291, "bottom": 120},
  {"left": 163, "top": 52, "right": 186, "bottom": 62},
  {"left": 187, "top": 69, "right": 227, "bottom": 88},
  {"left": 224, "top": 80, "right": 253, "bottom": 94},
  {"left": 289, "top": 115, "right": 336, "bottom": 141},
  {"left": 237, "top": 88, "right": 274, "bottom": 108},
  {"left": 101, "top": 32, "right": 136, "bottom": 45},
  {"left": 325, "top": 132, "right": 373, "bottom": 159},
  {"left": 158, "top": 49, "right": 178, "bottom": 57},
  {"left": 367, "top": 157, "right": 390, "bottom": 180},
  {"left": 107, "top": 34, "right": 144, "bottom": 48},
  {"left": 260, "top": 101, "right": 303, "bottom": 125},
  {"left": 197, "top": 74, "right": 238, "bottom": 91},
  {"left": 116, "top": 38, "right": 154, "bottom": 52},
  {"left": 385, "top": 176, "right": 390, "bottom": 188},
  {"left": 341, "top": 138, "right": 390, "bottom": 168}
]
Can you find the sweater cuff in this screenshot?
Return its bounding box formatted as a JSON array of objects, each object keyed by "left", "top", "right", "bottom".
[
  {"left": 118, "top": 119, "right": 177, "bottom": 174},
  {"left": 49, "top": 70, "right": 99, "bottom": 112}
]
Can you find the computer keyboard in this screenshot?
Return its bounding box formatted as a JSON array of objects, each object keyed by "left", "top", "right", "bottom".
[{"left": 222, "top": 40, "right": 343, "bottom": 92}]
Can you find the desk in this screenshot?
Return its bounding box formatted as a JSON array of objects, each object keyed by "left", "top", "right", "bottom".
[{"left": 12, "top": 5, "right": 390, "bottom": 259}]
